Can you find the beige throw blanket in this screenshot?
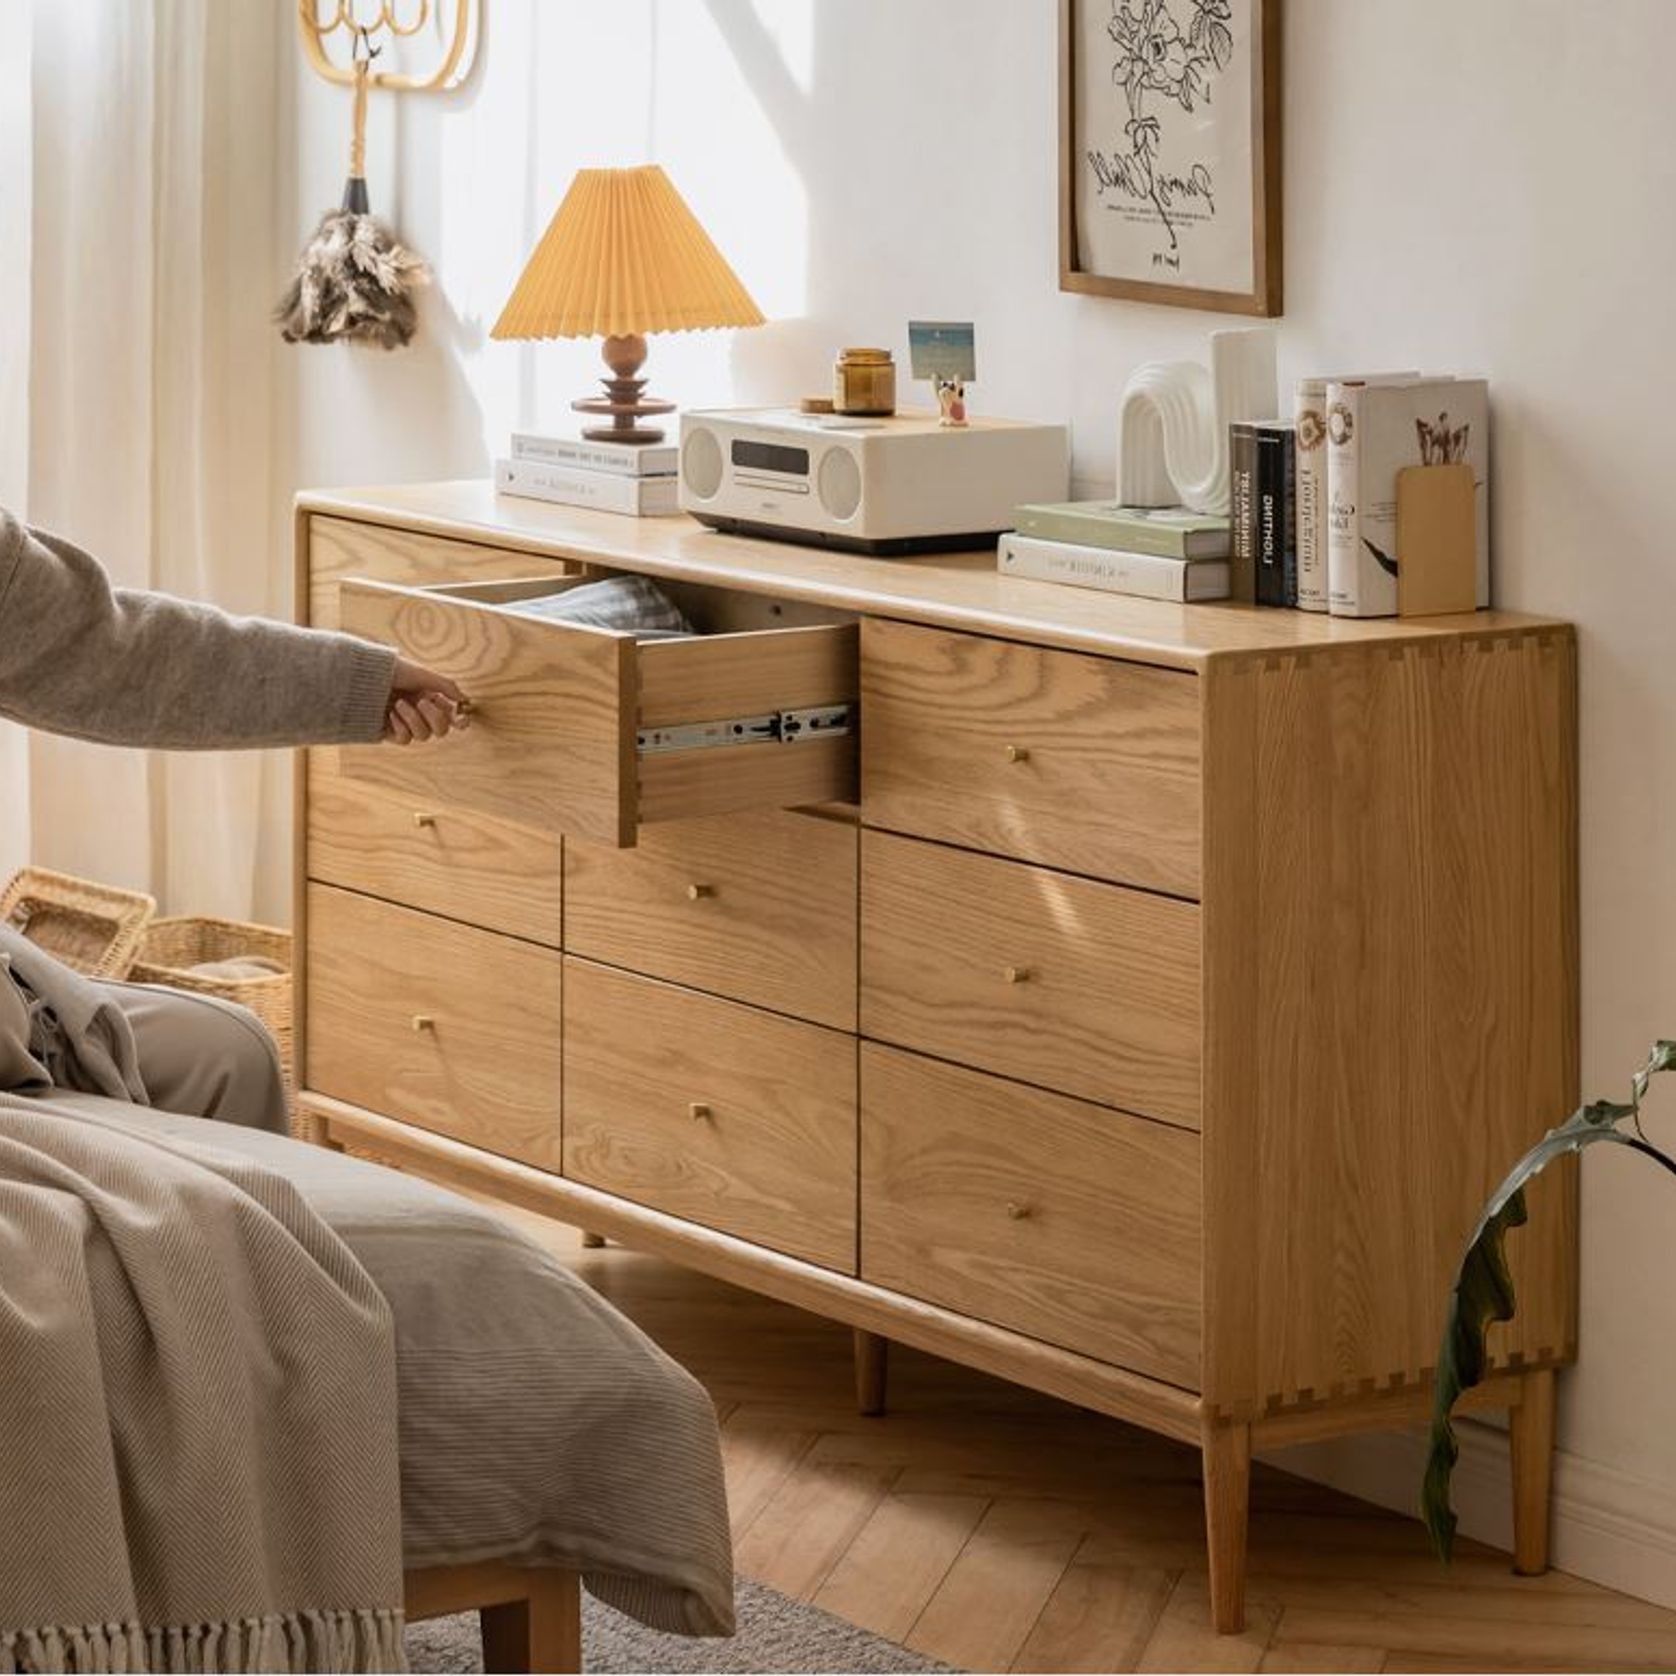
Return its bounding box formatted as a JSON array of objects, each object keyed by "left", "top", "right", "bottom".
[{"left": 0, "top": 1094, "right": 406, "bottom": 1674}]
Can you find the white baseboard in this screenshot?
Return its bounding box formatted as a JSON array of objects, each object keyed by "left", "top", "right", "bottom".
[{"left": 1267, "top": 1419, "right": 1676, "bottom": 1611}]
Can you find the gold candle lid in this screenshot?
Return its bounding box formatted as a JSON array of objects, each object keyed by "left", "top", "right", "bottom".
[{"left": 838, "top": 347, "right": 893, "bottom": 363}]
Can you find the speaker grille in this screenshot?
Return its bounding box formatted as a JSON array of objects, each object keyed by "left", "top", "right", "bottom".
[
  {"left": 682, "top": 428, "right": 724, "bottom": 500},
  {"left": 817, "top": 447, "right": 862, "bottom": 521}
]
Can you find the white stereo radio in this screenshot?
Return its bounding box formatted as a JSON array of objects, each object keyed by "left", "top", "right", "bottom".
[{"left": 679, "top": 408, "right": 1069, "bottom": 555}]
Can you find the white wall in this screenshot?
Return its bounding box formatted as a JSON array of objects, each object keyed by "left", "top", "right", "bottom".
[{"left": 276, "top": 0, "right": 1676, "bottom": 1604}]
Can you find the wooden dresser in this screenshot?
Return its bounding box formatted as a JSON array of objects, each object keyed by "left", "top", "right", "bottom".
[{"left": 294, "top": 482, "right": 1578, "bottom": 1633}]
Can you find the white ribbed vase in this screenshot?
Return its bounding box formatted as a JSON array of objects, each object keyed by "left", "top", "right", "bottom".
[{"left": 1115, "top": 328, "right": 1278, "bottom": 514}]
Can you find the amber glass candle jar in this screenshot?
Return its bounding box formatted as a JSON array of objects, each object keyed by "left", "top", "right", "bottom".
[{"left": 833, "top": 347, "right": 896, "bottom": 416}]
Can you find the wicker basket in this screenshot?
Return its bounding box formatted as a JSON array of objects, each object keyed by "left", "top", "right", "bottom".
[
  {"left": 130, "top": 916, "right": 295, "bottom": 1100},
  {"left": 0, "top": 866, "right": 156, "bottom": 978}
]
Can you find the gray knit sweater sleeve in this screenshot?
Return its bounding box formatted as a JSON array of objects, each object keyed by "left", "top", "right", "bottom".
[{"left": 0, "top": 510, "right": 396, "bottom": 750}]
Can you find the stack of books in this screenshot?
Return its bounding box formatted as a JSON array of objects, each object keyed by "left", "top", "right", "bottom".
[
  {"left": 495, "top": 432, "right": 681, "bottom": 517},
  {"left": 1229, "top": 371, "right": 1489, "bottom": 617},
  {"left": 998, "top": 502, "right": 1232, "bottom": 602}
]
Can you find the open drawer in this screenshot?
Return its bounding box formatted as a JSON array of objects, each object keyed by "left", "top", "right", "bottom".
[{"left": 337, "top": 573, "right": 858, "bottom": 847}]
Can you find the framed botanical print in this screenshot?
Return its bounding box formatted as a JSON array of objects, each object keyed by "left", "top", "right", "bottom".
[{"left": 1059, "top": 0, "right": 1282, "bottom": 315}]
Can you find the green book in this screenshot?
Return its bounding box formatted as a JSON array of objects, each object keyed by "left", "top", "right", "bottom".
[{"left": 1011, "top": 501, "right": 1232, "bottom": 559}]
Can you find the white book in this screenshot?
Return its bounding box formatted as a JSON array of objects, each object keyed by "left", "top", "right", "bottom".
[
  {"left": 1293, "top": 371, "right": 1418, "bottom": 613},
  {"left": 495, "top": 457, "right": 682, "bottom": 517},
  {"left": 1326, "top": 378, "right": 1489, "bottom": 618},
  {"left": 998, "top": 532, "right": 1230, "bottom": 602},
  {"left": 510, "top": 432, "right": 679, "bottom": 477}
]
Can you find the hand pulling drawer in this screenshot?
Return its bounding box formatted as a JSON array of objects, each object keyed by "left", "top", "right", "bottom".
[{"left": 337, "top": 573, "right": 859, "bottom": 848}]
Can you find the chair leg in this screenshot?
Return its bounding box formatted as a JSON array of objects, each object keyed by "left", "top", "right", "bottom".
[
  {"left": 1202, "top": 1419, "right": 1251, "bottom": 1635},
  {"left": 480, "top": 1571, "right": 582, "bottom": 1674},
  {"left": 580, "top": 1231, "right": 607, "bottom": 1249},
  {"left": 854, "top": 1328, "right": 888, "bottom": 1416},
  {"left": 1510, "top": 1366, "right": 1556, "bottom": 1575}
]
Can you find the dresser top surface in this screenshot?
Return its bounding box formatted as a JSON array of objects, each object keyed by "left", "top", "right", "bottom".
[{"left": 299, "top": 479, "right": 1570, "bottom": 673}]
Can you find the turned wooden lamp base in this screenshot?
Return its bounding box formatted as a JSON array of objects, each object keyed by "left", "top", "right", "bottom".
[{"left": 572, "top": 332, "right": 677, "bottom": 445}]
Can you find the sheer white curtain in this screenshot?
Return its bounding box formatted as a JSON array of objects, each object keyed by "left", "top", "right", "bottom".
[{"left": 0, "top": 0, "right": 288, "bottom": 920}]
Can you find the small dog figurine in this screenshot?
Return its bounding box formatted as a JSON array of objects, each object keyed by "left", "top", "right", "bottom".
[{"left": 935, "top": 376, "right": 968, "bottom": 428}]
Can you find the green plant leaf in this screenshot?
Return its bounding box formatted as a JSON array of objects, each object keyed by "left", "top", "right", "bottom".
[
  {"left": 1631, "top": 1039, "right": 1676, "bottom": 1111},
  {"left": 1423, "top": 1044, "right": 1676, "bottom": 1561}
]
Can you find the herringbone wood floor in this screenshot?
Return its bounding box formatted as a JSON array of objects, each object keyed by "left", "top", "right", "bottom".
[{"left": 487, "top": 1207, "right": 1676, "bottom": 1674}]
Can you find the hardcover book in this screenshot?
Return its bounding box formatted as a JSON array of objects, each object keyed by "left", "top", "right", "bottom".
[
  {"left": 510, "top": 432, "right": 680, "bottom": 477},
  {"left": 1254, "top": 420, "right": 1296, "bottom": 608},
  {"left": 1228, "top": 421, "right": 1259, "bottom": 604},
  {"left": 998, "top": 533, "right": 1230, "bottom": 602},
  {"left": 1011, "top": 501, "right": 1230, "bottom": 559},
  {"left": 1294, "top": 372, "right": 1419, "bottom": 613},
  {"left": 1326, "top": 378, "right": 1489, "bottom": 618},
  {"left": 495, "top": 457, "right": 682, "bottom": 517}
]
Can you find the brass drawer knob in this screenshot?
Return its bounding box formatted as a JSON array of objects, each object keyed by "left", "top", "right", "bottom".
[
  {"left": 413, "top": 812, "right": 438, "bottom": 829},
  {"left": 412, "top": 1014, "right": 436, "bottom": 1033},
  {"left": 689, "top": 1101, "right": 712, "bottom": 1121},
  {"left": 1005, "top": 1201, "right": 1034, "bottom": 1221},
  {"left": 1003, "top": 965, "right": 1032, "bottom": 985},
  {"left": 1004, "top": 744, "right": 1030, "bottom": 763},
  {"left": 687, "top": 883, "right": 715, "bottom": 901}
]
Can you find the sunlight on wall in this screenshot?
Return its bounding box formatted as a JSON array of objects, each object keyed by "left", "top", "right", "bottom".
[
  {"left": 752, "top": 0, "right": 814, "bottom": 93},
  {"left": 403, "top": 0, "right": 810, "bottom": 455},
  {"left": 645, "top": 0, "right": 812, "bottom": 412}
]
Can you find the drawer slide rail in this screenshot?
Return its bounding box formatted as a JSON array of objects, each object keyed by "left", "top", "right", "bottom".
[{"left": 637, "top": 703, "right": 854, "bottom": 756}]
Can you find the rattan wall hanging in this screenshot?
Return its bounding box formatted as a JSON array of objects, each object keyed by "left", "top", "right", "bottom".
[{"left": 277, "top": 0, "right": 481, "bottom": 349}]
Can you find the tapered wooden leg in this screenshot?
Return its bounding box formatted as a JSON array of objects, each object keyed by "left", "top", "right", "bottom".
[
  {"left": 580, "top": 1231, "right": 607, "bottom": 1249},
  {"left": 854, "top": 1328, "right": 888, "bottom": 1416},
  {"left": 1202, "top": 1420, "right": 1251, "bottom": 1635},
  {"left": 480, "top": 1571, "right": 582, "bottom": 1674},
  {"left": 1510, "top": 1367, "right": 1556, "bottom": 1575}
]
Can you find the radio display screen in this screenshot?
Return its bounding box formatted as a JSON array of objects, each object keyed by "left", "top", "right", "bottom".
[{"left": 732, "top": 439, "right": 809, "bottom": 477}]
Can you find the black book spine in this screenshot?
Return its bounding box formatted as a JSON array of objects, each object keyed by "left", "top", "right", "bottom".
[
  {"left": 1254, "top": 422, "right": 1297, "bottom": 608},
  {"left": 1228, "top": 422, "right": 1259, "bottom": 603}
]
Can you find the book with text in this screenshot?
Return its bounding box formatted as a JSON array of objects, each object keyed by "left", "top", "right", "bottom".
[
  {"left": 1254, "top": 420, "right": 1296, "bottom": 608},
  {"left": 1228, "top": 421, "right": 1259, "bottom": 603},
  {"left": 510, "top": 433, "right": 680, "bottom": 477},
  {"left": 998, "top": 533, "right": 1230, "bottom": 602},
  {"left": 1012, "top": 501, "right": 1230, "bottom": 559},
  {"left": 1294, "top": 371, "right": 1419, "bottom": 613},
  {"left": 495, "top": 457, "right": 682, "bottom": 516},
  {"left": 1326, "top": 378, "right": 1488, "bottom": 618}
]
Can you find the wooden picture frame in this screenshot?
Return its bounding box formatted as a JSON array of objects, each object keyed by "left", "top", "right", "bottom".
[{"left": 1059, "top": 0, "right": 1282, "bottom": 316}]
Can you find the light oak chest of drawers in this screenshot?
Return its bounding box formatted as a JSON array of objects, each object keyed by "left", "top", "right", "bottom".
[{"left": 295, "top": 483, "right": 1578, "bottom": 1633}]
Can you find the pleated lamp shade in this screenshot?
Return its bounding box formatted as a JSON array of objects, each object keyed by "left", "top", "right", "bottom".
[
  {"left": 492, "top": 165, "right": 763, "bottom": 447},
  {"left": 493, "top": 165, "right": 764, "bottom": 341}
]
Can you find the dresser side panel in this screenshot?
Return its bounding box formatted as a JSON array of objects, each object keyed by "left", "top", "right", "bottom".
[{"left": 1201, "top": 632, "right": 1579, "bottom": 1419}]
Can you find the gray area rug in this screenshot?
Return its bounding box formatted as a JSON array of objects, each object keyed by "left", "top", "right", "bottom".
[{"left": 406, "top": 1575, "right": 955, "bottom": 1673}]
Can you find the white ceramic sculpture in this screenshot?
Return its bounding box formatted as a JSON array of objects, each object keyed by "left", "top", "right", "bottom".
[{"left": 1116, "top": 328, "right": 1278, "bottom": 515}]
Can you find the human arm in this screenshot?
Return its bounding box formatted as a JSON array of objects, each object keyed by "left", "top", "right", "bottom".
[{"left": 0, "top": 510, "right": 463, "bottom": 750}]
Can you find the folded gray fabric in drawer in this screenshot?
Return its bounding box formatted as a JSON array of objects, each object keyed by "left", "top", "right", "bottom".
[{"left": 505, "top": 575, "right": 694, "bottom": 638}]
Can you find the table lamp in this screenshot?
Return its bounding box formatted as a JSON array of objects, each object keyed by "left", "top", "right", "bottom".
[{"left": 491, "top": 164, "right": 765, "bottom": 445}]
